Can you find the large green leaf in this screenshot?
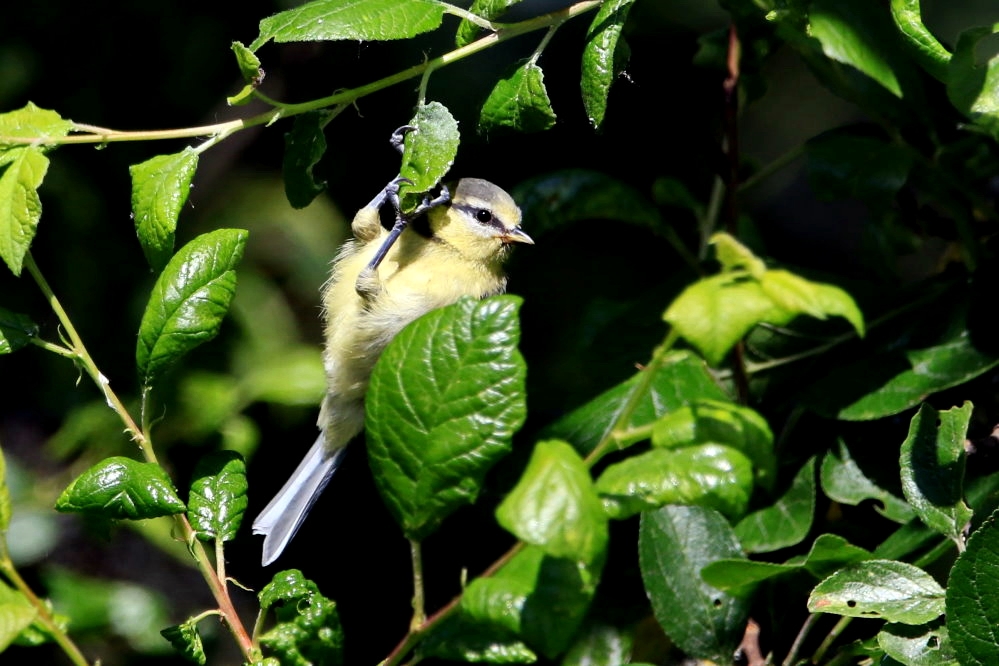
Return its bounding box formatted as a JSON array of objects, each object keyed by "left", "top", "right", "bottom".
[
  {"left": 479, "top": 61, "right": 557, "bottom": 134},
  {"left": 0, "top": 148, "right": 48, "bottom": 276},
  {"left": 808, "top": 560, "right": 945, "bottom": 624},
  {"left": 54, "top": 456, "right": 186, "bottom": 520},
  {"left": 0, "top": 307, "right": 37, "bottom": 355},
  {"left": 899, "top": 402, "right": 973, "bottom": 541},
  {"left": 187, "top": 451, "right": 248, "bottom": 543},
  {"left": 639, "top": 506, "right": 751, "bottom": 662},
  {"left": 136, "top": 229, "right": 248, "bottom": 388},
  {"left": 541, "top": 350, "right": 729, "bottom": 456},
  {"left": 129, "top": 148, "right": 199, "bottom": 271},
  {"left": 251, "top": 0, "right": 447, "bottom": 49},
  {"left": 947, "top": 509, "right": 999, "bottom": 664},
  {"left": 495, "top": 440, "right": 607, "bottom": 564},
  {"left": 580, "top": 0, "right": 635, "bottom": 129},
  {"left": 596, "top": 444, "right": 753, "bottom": 520},
  {"left": 366, "top": 296, "right": 526, "bottom": 540}
]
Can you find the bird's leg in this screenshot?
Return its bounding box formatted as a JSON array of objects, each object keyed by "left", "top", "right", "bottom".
[{"left": 354, "top": 125, "right": 453, "bottom": 299}]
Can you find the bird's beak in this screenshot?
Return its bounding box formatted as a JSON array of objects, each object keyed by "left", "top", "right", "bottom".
[{"left": 500, "top": 227, "right": 534, "bottom": 245}]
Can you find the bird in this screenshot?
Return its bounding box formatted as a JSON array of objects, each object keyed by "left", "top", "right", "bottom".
[{"left": 252, "top": 177, "right": 533, "bottom": 566}]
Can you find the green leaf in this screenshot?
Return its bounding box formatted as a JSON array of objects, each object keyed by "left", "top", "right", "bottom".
[
  {"left": 129, "top": 148, "right": 200, "bottom": 271},
  {"left": 0, "top": 591, "right": 36, "bottom": 653},
  {"left": 231, "top": 41, "right": 263, "bottom": 83},
  {"left": 478, "top": 544, "right": 598, "bottom": 659},
  {"left": 652, "top": 399, "right": 776, "bottom": 491},
  {"left": 808, "top": 560, "right": 945, "bottom": 624},
  {"left": 948, "top": 25, "right": 999, "bottom": 140},
  {"left": 806, "top": 132, "right": 915, "bottom": 209},
  {"left": 665, "top": 274, "right": 790, "bottom": 366},
  {"left": 0, "top": 446, "right": 9, "bottom": 532},
  {"left": 55, "top": 457, "right": 186, "bottom": 520},
  {"left": 420, "top": 610, "right": 536, "bottom": 663},
  {"left": 704, "top": 533, "right": 873, "bottom": 592},
  {"left": 495, "top": 440, "right": 608, "bottom": 564},
  {"left": 542, "top": 350, "right": 729, "bottom": 456},
  {"left": 821, "top": 440, "right": 914, "bottom": 523},
  {"left": 479, "top": 61, "right": 557, "bottom": 134},
  {"left": 948, "top": 510, "right": 999, "bottom": 664},
  {"left": 161, "top": 620, "right": 207, "bottom": 665},
  {"left": 639, "top": 506, "right": 751, "bottom": 662},
  {"left": 398, "top": 101, "right": 460, "bottom": 205},
  {"left": 813, "top": 329, "right": 999, "bottom": 421},
  {"left": 0, "top": 102, "right": 72, "bottom": 154},
  {"left": 800, "top": 534, "right": 875, "bottom": 579},
  {"left": 366, "top": 296, "right": 526, "bottom": 540},
  {"left": 596, "top": 444, "right": 754, "bottom": 520},
  {"left": 711, "top": 233, "right": 766, "bottom": 277},
  {"left": 187, "top": 451, "right": 248, "bottom": 543},
  {"left": 807, "top": 0, "right": 904, "bottom": 97},
  {"left": 899, "top": 402, "right": 973, "bottom": 541},
  {"left": 580, "top": 0, "right": 635, "bottom": 129},
  {"left": 258, "top": 569, "right": 344, "bottom": 665},
  {"left": 0, "top": 307, "right": 37, "bottom": 355},
  {"left": 455, "top": 0, "right": 519, "bottom": 47},
  {"left": 878, "top": 620, "right": 958, "bottom": 666},
  {"left": 889, "top": 0, "right": 950, "bottom": 82},
  {"left": 734, "top": 457, "right": 815, "bottom": 553},
  {"left": 136, "top": 228, "right": 248, "bottom": 388},
  {"left": 0, "top": 147, "right": 48, "bottom": 276},
  {"left": 251, "top": 0, "right": 446, "bottom": 49},
  {"left": 283, "top": 111, "right": 331, "bottom": 209}
]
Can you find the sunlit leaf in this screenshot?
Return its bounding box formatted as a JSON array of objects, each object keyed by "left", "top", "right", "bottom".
[
  {"left": 581, "top": 0, "right": 635, "bottom": 129},
  {"left": 188, "top": 451, "right": 248, "bottom": 543},
  {"left": 129, "top": 148, "right": 199, "bottom": 271},
  {"left": 54, "top": 456, "right": 186, "bottom": 520},
  {"left": 0, "top": 148, "right": 48, "bottom": 275},
  {"left": 479, "top": 61, "right": 557, "bottom": 134},
  {"left": 136, "top": 229, "right": 248, "bottom": 388},
  {"left": 808, "top": 560, "right": 945, "bottom": 624},
  {"left": 252, "top": 0, "right": 447, "bottom": 49},
  {"left": 947, "top": 510, "right": 999, "bottom": 664}
]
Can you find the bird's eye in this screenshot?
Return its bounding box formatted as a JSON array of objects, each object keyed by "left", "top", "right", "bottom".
[{"left": 475, "top": 209, "right": 493, "bottom": 223}]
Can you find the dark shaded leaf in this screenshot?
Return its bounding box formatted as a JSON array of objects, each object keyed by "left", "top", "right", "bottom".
[
  {"left": 0, "top": 307, "right": 37, "bottom": 355},
  {"left": 283, "top": 111, "right": 331, "bottom": 209},
  {"left": 639, "top": 506, "right": 750, "bottom": 662},
  {"left": 734, "top": 457, "right": 815, "bottom": 553},
  {"left": 946, "top": 508, "right": 999, "bottom": 664}
]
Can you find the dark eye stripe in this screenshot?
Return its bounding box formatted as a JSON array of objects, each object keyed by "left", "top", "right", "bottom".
[{"left": 453, "top": 203, "right": 506, "bottom": 231}]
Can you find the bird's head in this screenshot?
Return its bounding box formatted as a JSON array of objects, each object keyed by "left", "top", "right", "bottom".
[{"left": 429, "top": 178, "right": 533, "bottom": 263}]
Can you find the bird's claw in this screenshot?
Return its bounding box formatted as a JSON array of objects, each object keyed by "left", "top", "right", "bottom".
[{"left": 390, "top": 125, "right": 416, "bottom": 155}]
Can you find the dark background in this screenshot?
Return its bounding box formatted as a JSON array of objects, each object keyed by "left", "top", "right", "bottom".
[{"left": 2, "top": 1, "right": 999, "bottom": 664}]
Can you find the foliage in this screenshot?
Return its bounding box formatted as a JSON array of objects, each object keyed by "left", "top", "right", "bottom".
[{"left": 2, "top": 0, "right": 999, "bottom": 665}]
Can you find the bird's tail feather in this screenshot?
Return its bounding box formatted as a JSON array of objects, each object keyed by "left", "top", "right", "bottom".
[{"left": 252, "top": 432, "right": 345, "bottom": 566}]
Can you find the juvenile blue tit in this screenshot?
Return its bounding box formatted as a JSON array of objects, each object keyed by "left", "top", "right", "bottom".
[{"left": 252, "top": 178, "right": 533, "bottom": 565}]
